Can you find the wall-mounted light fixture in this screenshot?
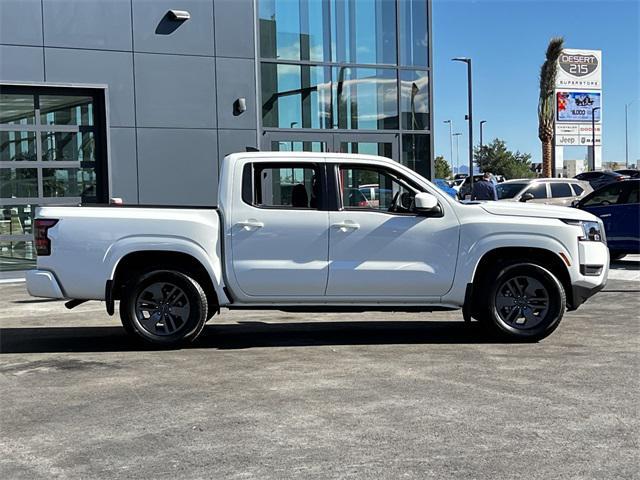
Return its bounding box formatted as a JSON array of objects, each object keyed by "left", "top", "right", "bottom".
[
  {"left": 168, "top": 9, "right": 191, "bottom": 21},
  {"left": 234, "top": 97, "right": 247, "bottom": 116}
]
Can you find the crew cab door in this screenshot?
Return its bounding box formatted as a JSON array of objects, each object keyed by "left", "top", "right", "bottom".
[
  {"left": 326, "top": 163, "right": 459, "bottom": 298},
  {"left": 229, "top": 161, "right": 329, "bottom": 297}
]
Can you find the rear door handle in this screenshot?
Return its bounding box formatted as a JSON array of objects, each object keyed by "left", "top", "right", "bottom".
[
  {"left": 331, "top": 221, "right": 360, "bottom": 231},
  {"left": 236, "top": 219, "right": 264, "bottom": 230}
]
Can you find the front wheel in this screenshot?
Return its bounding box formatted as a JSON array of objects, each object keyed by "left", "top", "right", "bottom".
[
  {"left": 120, "top": 270, "right": 208, "bottom": 347},
  {"left": 485, "top": 263, "right": 566, "bottom": 341}
]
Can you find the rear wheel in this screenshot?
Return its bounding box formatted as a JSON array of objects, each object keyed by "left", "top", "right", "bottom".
[
  {"left": 476, "top": 262, "right": 566, "bottom": 341},
  {"left": 120, "top": 270, "right": 208, "bottom": 347}
]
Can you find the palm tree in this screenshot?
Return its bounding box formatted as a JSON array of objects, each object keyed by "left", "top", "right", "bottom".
[{"left": 538, "top": 37, "right": 564, "bottom": 178}]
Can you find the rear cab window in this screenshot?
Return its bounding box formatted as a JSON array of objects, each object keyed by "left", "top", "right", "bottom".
[{"left": 242, "top": 162, "right": 324, "bottom": 210}]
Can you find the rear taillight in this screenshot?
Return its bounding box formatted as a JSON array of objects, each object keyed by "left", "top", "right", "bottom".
[{"left": 34, "top": 219, "right": 58, "bottom": 256}]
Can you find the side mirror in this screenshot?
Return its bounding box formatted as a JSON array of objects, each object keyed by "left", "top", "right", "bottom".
[
  {"left": 520, "top": 192, "right": 534, "bottom": 202},
  {"left": 571, "top": 199, "right": 579, "bottom": 208},
  {"left": 414, "top": 192, "right": 439, "bottom": 213}
]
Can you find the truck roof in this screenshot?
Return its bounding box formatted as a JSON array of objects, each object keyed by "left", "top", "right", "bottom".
[{"left": 225, "top": 151, "right": 393, "bottom": 164}]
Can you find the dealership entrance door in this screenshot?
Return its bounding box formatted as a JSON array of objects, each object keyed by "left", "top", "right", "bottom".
[{"left": 262, "top": 132, "right": 399, "bottom": 162}]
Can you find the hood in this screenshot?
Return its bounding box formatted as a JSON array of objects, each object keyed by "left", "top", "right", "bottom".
[{"left": 480, "top": 201, "right": 598, "bottom": 221}]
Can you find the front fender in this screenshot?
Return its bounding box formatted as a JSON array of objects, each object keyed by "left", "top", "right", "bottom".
[{"left": 443, "top": 231, "right": 573, "bottom": 306}]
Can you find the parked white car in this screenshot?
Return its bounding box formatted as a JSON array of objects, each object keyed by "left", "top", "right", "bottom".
[
  {"left": 496, "top": 178, "right": 593, "bottom": 206},
  {"left": 27, "top": 152, "right": 609, "bottom": 346}
]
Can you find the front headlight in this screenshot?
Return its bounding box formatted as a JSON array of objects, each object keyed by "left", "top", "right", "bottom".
[{"left": 562, "top": 219, "right": 606, "bottom": 243}]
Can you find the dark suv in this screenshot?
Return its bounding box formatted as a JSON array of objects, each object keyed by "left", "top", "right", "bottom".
[{"left": 574, "top": 170, "right": 628, "bottom": 190}]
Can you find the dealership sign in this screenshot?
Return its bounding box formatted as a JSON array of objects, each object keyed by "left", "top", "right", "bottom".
[
  {"left": 555, "top": 49, "right": 602, "bottom": 148},
  {"left": 557, "top": 91, "right": 601, "bottom": 122},
  {"left": 555, "top": 49, "right": 601, "bottom": 89}
]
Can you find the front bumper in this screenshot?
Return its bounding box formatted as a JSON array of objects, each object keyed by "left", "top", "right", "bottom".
[
  {"left": 569, "top": 282, "right": 606, "bottom": 310},
  {"left": 26, "top": 269, "right": 66, "bottom": 299}
]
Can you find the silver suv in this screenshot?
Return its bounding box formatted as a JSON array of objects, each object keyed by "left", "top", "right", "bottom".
[{"left": 496, "top": 178, "right": 593, "bottom": 206}]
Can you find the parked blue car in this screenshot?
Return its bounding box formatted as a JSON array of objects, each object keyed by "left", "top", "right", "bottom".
[
  {"left": 434, "top": 179, "right": 458, "bottom": 199},
  {"left": 575, "top": 179, "right": 639, "bottom": 260}
]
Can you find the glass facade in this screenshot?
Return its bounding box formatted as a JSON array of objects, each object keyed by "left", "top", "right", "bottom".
[
  {"left": 258, "top": 0, "right": 432, "bottom": 176},
  {"left": 0, "top": 87, "right": 106, "bottom": 271}
]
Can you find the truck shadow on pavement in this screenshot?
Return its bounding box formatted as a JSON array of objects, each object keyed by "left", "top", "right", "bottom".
[{"left": 0, "top": 321, "right": 518, "bottom": 354}]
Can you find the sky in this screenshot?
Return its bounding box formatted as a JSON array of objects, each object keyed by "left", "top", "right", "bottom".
[{"left": 432, "top": 0, "right": 640, "bottom": 168}]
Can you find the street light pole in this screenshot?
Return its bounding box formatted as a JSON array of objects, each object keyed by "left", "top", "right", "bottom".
[
  {"left": 453, "top": 57, "right": 474, "bottom": 189},
  {"left": 453, "top": 132, "right": 462, "bottom": 175},
  {"left": 591, "top": 107, "right": 600, "bottom": 170},
  {"left": 480, "top": 120, "right": 487, "bottom": 149},
  {"left": 444, "top": 120, "right": 453, "bottom": 173},
  {"left": 625, "top": 103, "right": 629, "bottom": 168}
]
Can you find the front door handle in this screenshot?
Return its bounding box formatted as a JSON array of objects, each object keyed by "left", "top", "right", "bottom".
[
  {"left": 331, "top": 221, "right": 360, "bottom": 231},
  {"left": 236, "top": 219, "right": 264, "bottom": 230},
  {"left": 599, "top": 214, "right": 611, "bottom": 218}
]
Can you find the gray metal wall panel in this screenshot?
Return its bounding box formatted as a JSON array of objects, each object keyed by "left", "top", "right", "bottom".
[
  {"left": 45, "top": 48, "right": 135, "bottom": 127},
  {"left": 42, "top": 0, "right": 132, "bottom": 51},
  {"left": 217, "top": 129, "right": 257, "bottom": 163},
  {"left": 215, "top": 57, "right": 256, "bottom": 130},
  {"left": 0, "top": 0, "right": 43, "bottom": 46},
  {"left": 0, "top": 45, "right": 44, "bottom": 82},
  {"left": 132, "top": 0, "right": 214, "bottom": 56},
  {"left": 137, "top": 128, "right": 218, "bottom": 205},
  {"left": 108, "top": 127, "right": 139, "bottom": 203},
  {"left": 134, "top": 53, "right": 216, "bottom": 129},
  {"left": 214, "top": 0, "right": 255, "bottom": 59}
]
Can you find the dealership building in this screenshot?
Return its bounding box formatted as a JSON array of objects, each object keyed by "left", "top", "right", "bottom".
[{"left": 0, "top": 0, "right": 433, "bottom": 270}]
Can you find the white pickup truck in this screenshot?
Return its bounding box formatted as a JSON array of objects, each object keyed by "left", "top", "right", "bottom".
[{"left": 27, "top": 152, "right": 609, "bottom": 346}]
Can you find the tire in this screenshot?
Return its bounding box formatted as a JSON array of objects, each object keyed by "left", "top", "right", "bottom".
[
  {"left": 610, "top": 251, "right": 626, "bottom": 261},
  {"left": 120, "top": 270, "right": 208, "bottom": 347},
  {"left": 480, "top": 262, "right": 566, "bottom": 341}
]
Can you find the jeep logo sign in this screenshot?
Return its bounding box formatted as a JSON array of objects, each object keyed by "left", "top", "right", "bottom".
[{"left": 559, "top": 53, "right": 599, "bottom": 77}]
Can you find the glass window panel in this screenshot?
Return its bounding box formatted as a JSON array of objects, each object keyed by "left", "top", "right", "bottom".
[
  {"left": 401, "top": 134, "right": 430, "bottom": 179},
  {"left": 399, "top": 0, "right": 429, "bottom": 66},
  {"left": 334, "top": 67, "right": 398, "bottom": 130},
  {"left": 0, "top": 93, "right": 35, "bottom": 125},
  {"left": 524, "top": 183, "right": 547, "bottom": 199},
  {"left": 583, "top": 183, "right": 624, "bottom": 206},
  {"left": 259, "top": 0, "right": 329, "bottom": 61},
  {"left": 41, "top": 131, "right": 95, "bottom": 162},
  {"left": 252, "top": 165, "right": 320, "bottom": 209},
  {"left": 0, "top": 204, "right": 34, "bottom": 235},
  {"left": 0, "top": 240, "right": 35, "bottom": 271},
  {"left": 271, "top": 141, "right": 328, "bottom": 152},
  {"left": 340, "top": 142, "right": 393, "bottom": 159},
  {"left": 43, "top": 168, "right": 96, "bottom": 198},
  {"left": 261, "top": 63, "right": 332, "bottom": 129},
  {"left": 39, "top": 95, "right": 94, "bottom": 126},
  {"left": 332, "top": 0, "right": 396, "bottom": 64},
  {"left": 339, "top": 165, "right": 414, "bottom": 212},
  {"left": 0, "top": 168, "right": 38, "bottom": 198},
  {"left": 0, "top": 131, "right": 37, "bottom": 161},
  {"left": 572, "top": 184, "right": 584, "bottom": 196},
  {"left": 400, "top": 70, "right": 429, "bottom": 130},
  {"left": 550, "top": 182, "right": 573, "bottom": 198}
]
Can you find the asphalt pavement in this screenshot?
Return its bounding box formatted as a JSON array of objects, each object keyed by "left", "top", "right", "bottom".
[{"left": 1, "top": 259, "right": 638, "bottom": 479}]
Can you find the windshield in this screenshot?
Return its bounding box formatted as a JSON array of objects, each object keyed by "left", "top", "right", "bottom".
[{"left": 496, "top": 183, "right": 528, "bottom": 199}]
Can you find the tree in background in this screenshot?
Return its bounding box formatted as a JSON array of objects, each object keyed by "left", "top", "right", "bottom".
[
  {"left": 434, "top": 156, "right": 452, "bottom": 179},
  {"left": 538, "top": 37, "right": 564, "bottom": 178},
  {"left": 474, "top": 138, "right": 535, "bottom": 179}
]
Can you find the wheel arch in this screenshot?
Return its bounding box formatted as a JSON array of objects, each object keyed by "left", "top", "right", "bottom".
[
  {"left": 110, "top": 250, "right": 225, "bottom": 314},
  {"left": 471, "top": 246, "right": 574, "bottom": 309}
]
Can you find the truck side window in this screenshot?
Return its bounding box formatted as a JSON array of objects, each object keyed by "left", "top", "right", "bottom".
[
  {"left": 338, "top": 165, "right": 417, "bottom": 213},
  {"left": 246, "top": 163, "right": 320, "bottom": 209}
]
